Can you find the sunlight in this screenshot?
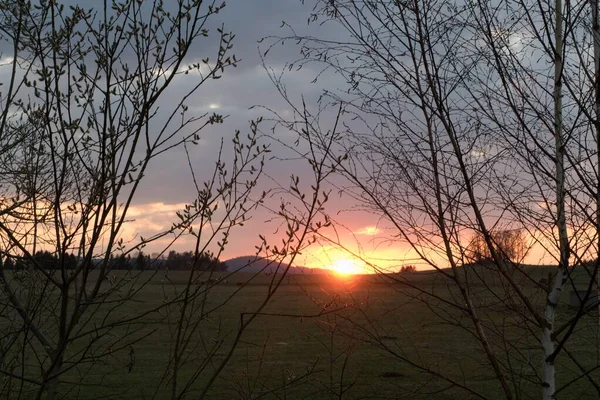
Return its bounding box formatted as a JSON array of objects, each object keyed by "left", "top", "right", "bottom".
[{"left": 331, "top": 258, "right": 363, "bottom": 275}]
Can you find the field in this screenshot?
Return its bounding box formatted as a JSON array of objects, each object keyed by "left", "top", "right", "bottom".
[{"left": 2, "top": 267, "right": 599, "bottom": 399}]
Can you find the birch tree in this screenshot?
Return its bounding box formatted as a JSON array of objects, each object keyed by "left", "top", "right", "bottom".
[{"left": 267, "top": 0, "right": 600, "bottom": 397}]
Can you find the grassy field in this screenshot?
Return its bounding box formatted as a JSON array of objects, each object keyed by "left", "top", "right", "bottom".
[{"left": 2, "top": 267, "right": 599, "bottom": 399}]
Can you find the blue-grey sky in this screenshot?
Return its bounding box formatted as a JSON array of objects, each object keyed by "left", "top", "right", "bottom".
[
  {"left": 0, "top": 0, "right": 415, "bottom": 271},
  {"left": 125, "top": 0, "right": 401, "bottom": 267},
  {"left": 68, "top": 0, "right": 379, "bottom": 266}
]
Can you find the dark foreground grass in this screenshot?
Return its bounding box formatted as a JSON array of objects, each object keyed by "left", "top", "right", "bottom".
[{"left": 2, "top": 268, "right": 599, "bottom": 399}]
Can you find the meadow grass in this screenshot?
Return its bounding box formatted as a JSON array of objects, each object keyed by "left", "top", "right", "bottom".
[{"left": 2, "top": 267, "right": 599, "bottom": 399}]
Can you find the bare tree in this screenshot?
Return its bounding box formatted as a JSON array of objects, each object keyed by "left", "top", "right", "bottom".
[
  {"left": 466, "top": 229, "right": 530, "bottom": 265},
  {"left": 0, "top": 1, "right": 330, "bottom": 399},
  {"left": 267, "top": 0, "right": 600, "bottom": 398}
]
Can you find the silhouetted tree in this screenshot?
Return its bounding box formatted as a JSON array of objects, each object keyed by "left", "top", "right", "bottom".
[
  {"left": 136, "top": 251, "right": 148, "bottom": 271},
  {"left": 466, "top": 229, "right": 529, "bottom": 264},
  {"left": 164, "top": 250, "right": 227, "bottom": 271},
  {"left": 2, "top": 257, "right": 14, "bottom": 270},
  {"left": 34, "top": 250, "right": 58, "bottom": 270},
  {"left": 399, "top": 265, "right": 416, "bottom": 273},
  {"left": 269, "top": 0, "right": 600, "bottom": 398}
]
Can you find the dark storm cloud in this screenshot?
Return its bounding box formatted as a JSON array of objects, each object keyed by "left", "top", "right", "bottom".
[{"left": 133, "top": 0, "right": 347, "bottom": 206}]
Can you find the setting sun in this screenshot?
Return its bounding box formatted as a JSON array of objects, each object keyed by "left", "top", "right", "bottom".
[{"left": 331, "top": 258, "right": 363, "bottom": 275}]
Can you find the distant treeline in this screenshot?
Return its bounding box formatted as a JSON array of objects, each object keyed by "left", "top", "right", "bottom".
[
  {"left": 160, "top": 250, "right": 227, "bottom": 271},
  {"left": 1, "top": 250, "right": 227, "bottom": 272},
  {"left": 2, "top": 251, "right": 78, "bottom": 270}
]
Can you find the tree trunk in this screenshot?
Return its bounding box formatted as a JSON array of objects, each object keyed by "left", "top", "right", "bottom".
[
  {"left": 45, "top": 352, "right": 64, "bottom": 400},
  {"left": 543, "top": 269, "right": 567, "bottom": 399},
  {"left": 543, "top": 0, "right": 567, "bottom": 398}
]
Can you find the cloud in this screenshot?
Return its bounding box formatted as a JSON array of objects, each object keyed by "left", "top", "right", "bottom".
[
  {"left": 126, "top": 202, "right": 188, "bottom": 219},
  {"left": 119, "top": 202, "right": 190, "bottom": 242},
  {"left": 0, "top": 56, "right": 14, "bottom": 66},
  {"left": 353, "top": 226, "right": 380, "bottom": 236}
]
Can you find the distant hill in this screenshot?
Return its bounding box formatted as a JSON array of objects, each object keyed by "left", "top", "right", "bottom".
[{"left": 224, "top": 255, "right": 329, "bottom": 275}]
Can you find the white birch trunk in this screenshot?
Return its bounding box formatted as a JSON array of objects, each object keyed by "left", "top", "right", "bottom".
[
  {"left": 542, "top": 269, "right": 567, "bottom": 399},
  {"left": 543, "top": 0, "right": 568, "bottom": 398}
]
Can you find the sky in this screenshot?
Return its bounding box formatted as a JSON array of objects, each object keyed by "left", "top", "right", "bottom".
[
  {"left": 0, "top": 0, "right": 405, "bottom": 273},
  {"left": 0, "top": 1, "right": 565, "bottom": 273},
  {"left": 97, "top": 0, "right": 409, "bottom": 271},
  {"left": 117, "top": 0, "right": 569, "bottom": 271}
]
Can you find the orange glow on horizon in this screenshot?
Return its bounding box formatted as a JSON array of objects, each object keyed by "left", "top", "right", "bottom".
[
  {"left": 303, "top": 244, "right": 415, "bottom": 275},
  {"left": 330, "top": 258, "right": 365, "bottom": 275}
]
